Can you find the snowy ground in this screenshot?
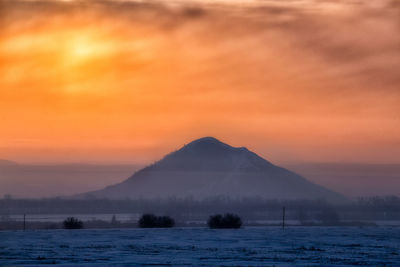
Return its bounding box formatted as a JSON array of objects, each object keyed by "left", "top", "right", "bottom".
[{"left": 1, "top": 227, "right": 399, "bottom": 266}]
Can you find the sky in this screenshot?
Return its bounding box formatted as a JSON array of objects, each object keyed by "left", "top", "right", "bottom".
[{"left": 1, "top": 0, "right": 400, "bottom": 165}]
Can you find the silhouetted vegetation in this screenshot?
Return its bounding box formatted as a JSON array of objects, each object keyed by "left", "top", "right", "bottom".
[
  {"left": 63, "top": 217, "right": 83, "bottom": 229},
  {"left": 138, "top": 214, "right": 175, "bottom": 228},
  {"left": 318, "top": 207, "right": 340, "bottom": 225},
  {"left": 208, "top": 213, "right": 242, "bottom": 229}
]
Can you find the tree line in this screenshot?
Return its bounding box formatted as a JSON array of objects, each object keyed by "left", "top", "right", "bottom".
[{"left": 1, "top": 196, "right": 399, "bottom": 222}]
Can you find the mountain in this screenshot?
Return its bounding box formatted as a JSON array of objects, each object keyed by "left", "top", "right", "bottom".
[{"left": 81, "top": 137, "right": 345, "bottom": 202}]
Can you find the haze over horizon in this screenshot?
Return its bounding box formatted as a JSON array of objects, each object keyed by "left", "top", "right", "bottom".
[{"left": 1, "top": 137, "right": 399, "bottom": 198}]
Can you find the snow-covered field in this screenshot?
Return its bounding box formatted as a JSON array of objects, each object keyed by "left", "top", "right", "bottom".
[{"left": 1, "top": 227, "right": 399, "bottom": 266}]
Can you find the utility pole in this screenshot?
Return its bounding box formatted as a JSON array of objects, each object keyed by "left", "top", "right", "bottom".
[
  {"left": 23, "top": 214, "right": 26, "bottom": 231},
  {"left": 282, "top": 207, "right": 285, "bottom": 230}
]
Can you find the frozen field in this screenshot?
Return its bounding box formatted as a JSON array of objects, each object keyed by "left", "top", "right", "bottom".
[{"left": 1, "top": 227, "right": 399, "bottom": 266}]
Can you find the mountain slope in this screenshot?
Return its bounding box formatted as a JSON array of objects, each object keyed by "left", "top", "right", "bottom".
[{"left": 81, "top": 137, "right": 345, "bottom": 202}]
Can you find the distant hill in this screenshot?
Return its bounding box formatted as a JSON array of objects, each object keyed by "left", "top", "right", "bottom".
[
  {"left": 285, "top": 162, "right": 400, "bottom": 197},
  {"left": 0, "top": 159, "right": 18, "bottom": 166},
  {"left": 81, "top": 137, "right": 345, "bottom": 202},
  {"left": 0, "top": 163, "right": 142, "bottom": 198}
]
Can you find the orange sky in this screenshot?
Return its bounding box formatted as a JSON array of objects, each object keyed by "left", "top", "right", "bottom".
[{"left": 1, "top": 0, "right": 399, "bottom": 164}]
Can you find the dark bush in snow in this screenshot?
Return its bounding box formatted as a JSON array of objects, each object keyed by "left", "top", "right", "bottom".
[
  {"left": 318, "top": 208, "right": 340, "bottom": 225},
  {"left": 208, "top": 213, "right": 242, "bottom": 229},
  {"left": 63, "top": 217, "right": 83, "bottom": 229},
  {"left": 138, "top": 214, "right": 175, "bottom": 228}
]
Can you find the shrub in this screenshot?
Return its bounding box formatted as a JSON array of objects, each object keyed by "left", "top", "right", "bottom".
[
  {"left": 138, "top": 214, "right": 175, "bottom": 228},
  {"left": 63, "top": 217, "right": 83, "bottom": 229},
  {"left": 208, "top": 213, "right": 242, "bottom": 229},
  {"left": 318, "top": 208, "right": 340, "bottom": 225}
]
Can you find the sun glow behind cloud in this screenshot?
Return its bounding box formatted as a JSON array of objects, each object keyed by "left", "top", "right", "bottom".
[
  {"left": 0, "top": 0, "right": 399, "bottom": 164},
  {"left": 59, "top": 30, "right": 119, "bottom": 93},
  {"left": 67, "top": 35, "right": 106, "bottom": 63}
]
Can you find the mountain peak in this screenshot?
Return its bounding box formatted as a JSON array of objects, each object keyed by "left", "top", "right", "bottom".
[
  {"left": 187, "top": 136, "right": 223, "bottom": 145},
  {"left": 182, "top": 137, "right": 232, "bottom": 152},
  {"left": 145, "top": 136, "right": 271, "bottom": 172},
  {"left": 184, "top": 136, "right": 250, "bottom": 151}
]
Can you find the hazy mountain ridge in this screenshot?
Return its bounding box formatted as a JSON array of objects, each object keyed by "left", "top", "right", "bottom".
[
  {"left": 82, "top": 137, "right": 345, "bottom": 202},
  {"left": 286, "top": 163, "right": 400, "bottom": 197},
  {"left": 0, "top": 159, "right": 18, "bottom": 166},
  {"left": 0, "top": 163, "right": 142, "bottom": 198}
]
